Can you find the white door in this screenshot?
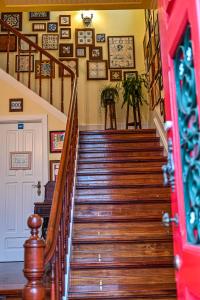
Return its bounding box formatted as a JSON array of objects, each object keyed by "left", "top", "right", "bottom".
[{"left": 0, "top": 120, "right": 46, "bottom": 261}]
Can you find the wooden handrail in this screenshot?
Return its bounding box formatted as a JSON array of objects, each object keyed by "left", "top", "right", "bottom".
[{"left": 0, "top": 18, "right": 75, "bottom": 112}]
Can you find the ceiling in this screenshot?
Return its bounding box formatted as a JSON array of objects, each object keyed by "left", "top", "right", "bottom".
[{"left": 0, "top": 0, "right": 157, "bottom": 12}]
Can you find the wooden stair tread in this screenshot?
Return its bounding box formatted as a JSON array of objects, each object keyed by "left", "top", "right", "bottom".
[
  {"left": 79, "top": 133, "right": 157, "bottom": 140},
  {"left": 78, "top": 151, "right": 163, "bottom": 159},
  {"left": 77, "top": 173, "right": 164, "bottom": 181},
  {"left": 78, "top": 157, "right": 166, "bottom": 164},
  {"left": 79, "top": 129, "right": 157, "bottom": 135},
  {"left": 77, "top": 167, "right": 163, "bottom": 175},
  {"left": 78, "top": 161, "right": 165, "bottom": 169},
  {"left": 79, "top": 143, "right": 162, "bottom": 150},
  {"left": 79, "top": 137, "right": 160, "bottom": 144}
]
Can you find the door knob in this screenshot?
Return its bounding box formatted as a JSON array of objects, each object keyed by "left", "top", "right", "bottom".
[
  {"left": 162, "top": 212, "right": 179, "bottom": 227},
  {"left": 32, "top": 181, "right": 41, "bottom": 196}
]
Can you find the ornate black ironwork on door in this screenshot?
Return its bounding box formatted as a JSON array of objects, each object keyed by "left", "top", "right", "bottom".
[{"left": 174, "top": 25, "right": 200, "bottom": 244}]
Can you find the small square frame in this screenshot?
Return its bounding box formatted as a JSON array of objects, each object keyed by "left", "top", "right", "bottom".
[
  {"left": 123, "top": 70, "right": 138, "bottom": 80},
  {"left": 9, "top": 98, "right": 23, "bottom": 112},
  {"left": 50, "top": 131, "right": 65, "bottom": 153},
  {"left": 32, "top": 23, "right": 46, "bottom": 32},
  {"left": 47, "top": 22, "right": 58, "bottom": 33},
  {"left": 35, "top": 60, "right": 55, "bottom": 79},
  {"left": 59, "top": 15, "right": 71, "bottom": 26},
  {"left": 60, "top": 28, "right": 71, "bottom": 39},
  {"left": 96, "top": 33, "right": 106, "bottom": 43},
  {"left": 29, "top": 12, "right": 50, "bottom": 21},
  {"left": 50, "top": 160, "right": 60, "bottom": 181},
  {"left": 1, "top": 12, "right": 22, "bottom": 31},
  {"left": 110, "top": 70, "right": 122, "bottom": 81},
  {"left": 76, "top": 46, "right": 86, "bottom": 58},
  {"left": 0, "top": 34, "right": 17, "bottom": 52},
  {"left": 15, "top": 55, "right": 34, "bottom": 72},
  {"left": 19, "top": 34, "right": 38, "bottom": 52},
  {"left": 87, "top": 60, "right": 108, "bottom": 80},
  {"left": 89, "top": 46, "right": 103, "bottom": 60},
  {"left": 75, "top": 29, "right": 95, "bottom": 47},
  {"left": 42, "top": 34, "right": 59, "bottom": 50},
  {"left": 59, "top": 58, "right": 79, "bottom": 77},
  {"left": 59, "top": 43, "right": 73, "bottom": 57}
]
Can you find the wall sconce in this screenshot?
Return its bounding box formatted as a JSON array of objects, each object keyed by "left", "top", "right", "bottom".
[{"left": 81, "top": 12, "right": 93, "bottom": 27}]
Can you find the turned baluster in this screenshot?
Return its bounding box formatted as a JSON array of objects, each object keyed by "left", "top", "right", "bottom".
[{"left": 23, "top": 214, "right": 45, "bottom": 300}]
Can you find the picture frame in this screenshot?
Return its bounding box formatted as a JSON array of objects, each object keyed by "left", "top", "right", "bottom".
[
  {"left": 29, "top": 12, "right": 50, "bottom": 21},
  {"left": 76, "top": 46, "right": 86, "bottom": 58},
  {"left": 9, "top": 98, "right": 23, "bottom": 112},
  {"left": 124, "top": 70, "right": 138, "bottom": 80},
  {"left": 10, "top": 151, "right": 32, "bottom": 170},
  {"left": 1, "top": 12, "right": 22, "bottom": 31},
  {"left": 35, "top": 60, "right": 55, "bottom": 79},
  {"left": 19, "top": 34, "right": 38, "bottom": 52},
  {"left": 50, "top": 131, "right": 65, "bottom": 153},
  {"left": 42, "top": 34, "right": 59, "bottom": 50},
  {"left": 107, "top": 36, "right": 135, "bottom": 69},
  {"left": 59, "top": 15, "right": 71, "bottom": 26},
  {"left": 75, "top": 29, "right": 95, "bottom": 47},
  {"left": 59, "top": 43, "right": 73, "bottom": 57},
  {"left": 87, "top": 60, "right": 108, "bottom": 80},
  {"left": 59, "top": 58, "right": 79, "bottom": 77},
  {"left": 15, "top": 55, "right": 34, "bottom": 72},
  {"left": 0, "top": 34, "right": 17, "bottom": 52},
  {"left": 96, "top": 33, "right": 106, "bottom": 43},
  {"left": 50, "top": 160, "right": 60, "bottom": 181},
  {"left": 47, "top": 22, "right": 58, "bottom": 33},
  {"left": 110, "top": 70, "right": 122, "bottom": 81},
  {"left": 32, "top": 23, "right": 46, "bottom": 32},
  {"left": 60, "top": 28, "right": 71, "bottom": 39},
  {"left": 89, "top": 46, "right": 103, "bottom": 61}
]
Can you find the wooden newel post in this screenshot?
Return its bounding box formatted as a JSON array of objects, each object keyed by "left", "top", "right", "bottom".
[{"left": 23, "top": 214, "right": 46, "bottom": 300}]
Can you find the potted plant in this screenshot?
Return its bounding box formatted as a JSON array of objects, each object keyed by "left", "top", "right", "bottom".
[
  {"left": 100, "top": 84, "right": 119, "bottom": 108},
  {"left": 121, "top": 73, "right": 148, "bottom": 129}
]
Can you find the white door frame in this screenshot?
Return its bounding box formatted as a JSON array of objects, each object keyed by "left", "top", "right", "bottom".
[{"left": 0, "top": 114, "right": 48, "bottom": 185}]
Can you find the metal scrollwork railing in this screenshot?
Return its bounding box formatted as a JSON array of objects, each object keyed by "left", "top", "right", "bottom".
[
  {"left": 174, "top": 25, "right": 200, "bottom": 244},
  {"left": 162, "top": 138, "right": 175, "bottom": 191}
]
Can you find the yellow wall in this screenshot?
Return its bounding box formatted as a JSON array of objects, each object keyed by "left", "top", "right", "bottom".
[{"left": 0, "top": 9, "right": 148, "bottom": 129}]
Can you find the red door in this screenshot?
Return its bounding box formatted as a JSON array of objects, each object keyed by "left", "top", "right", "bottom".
[{"left": 159, "top": 0, "right": 200, "bottom": 298}]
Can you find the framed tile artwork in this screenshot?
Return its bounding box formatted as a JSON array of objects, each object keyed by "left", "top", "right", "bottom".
[
  {"left": 42, "top": 34, "right": 59, "bottom": 50},
  {"left": 0, "top": 34, "right": 17, "bottom": 52},
  {"left": 29, "top": 11, "right": 50, "bottom": 20},
  {"left": 50, "top": 160, "right": 60, "bottom": 181},
  {"left": 110, "top": 70, "right": 122, "bottom": 81},
  {"left": 60, "top": 28, "right": 71, "bottom": 39},
  {"left": 107, "top": 36, "right": 135, "bottom": 69},
  {"left": 35, "top": 60, "right": 55, "bottom": 79},
  {"left": 96, "top": 33, "right": 106, "bottom": 43},
  {"left": 1, "top": 12, "right": 22, "bottom": 31},
  {"left": 50, "top": 131, "right": 65, "bottom": 153},
  {"left": 59, "top": 15, "right": 71, "bottom": 26},
  {"left": 15, "top": 55, "right": 34, "bottom": 72},
  {"left": 75, "top": 29, "right": 95, "bottom": 47},
  {"left": 123, "top": 70, "right": 138, "bottom": 80},
  {"left": 89, "top": 46, "right": 103, "bottom": 61},
  {"left": 59, "top": 58, "right": 79, "bottom": 77},
  {"left": 19, "top": 34, "right": 38, "bottom": 52},
  {"left": 9, "top": 98, "right": 23, "bottom": 112},
  {"left": 47, "top": 22, "right": 58, "bottom": 33},
  {"left": 32, "top": 23, "right": 46, "bottom": 32},
  {"left": 76, "top": 46, "right": 86, "bottom": 58},
  {"left": 87, "top": 60, "right": 108, "bottom": 80},
  {"left": 59, "top": 43, "right": 73, "bottom": 57}
]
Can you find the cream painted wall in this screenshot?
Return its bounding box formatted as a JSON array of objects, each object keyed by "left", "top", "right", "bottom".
[{"left": 0, "top": 9, "right": 148, "bottom": 129}]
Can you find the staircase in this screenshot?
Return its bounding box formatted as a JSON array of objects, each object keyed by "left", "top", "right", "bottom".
[{"left": 68, "top": 129, "right": 176, "bottom": 299}]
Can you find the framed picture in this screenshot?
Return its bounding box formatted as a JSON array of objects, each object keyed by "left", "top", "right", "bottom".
[
  {"left": 59, "top": 58, "right": 79, "bottom": 77},
  {"left": 59, "top": 15, "right": 71, "bottom": 26},
  {"left": 29, "top": 12, "right": 50, "bottom": 21},
  {"left": 50, "top": 131, "right": 65, "bottom": 153},
  {"left": 35, "top": 60, "right": 55, "bottom": 79},
  {"left": 87, "top": 60, "right": 108, "bottom": 80},
  {"left": 75, "top": 29, "right": 95, "bottom": 47},
  {"left": 76, "top": 46, "right": 86, "bottom": 58},
  {"left": 107, "top": 36, "right": 135, "bottom": 69},
  {"left": 89, "top": 46, "right": 103, "bottom": 60},
  {"left": 60, "top": 28, "right": 71, "bottom": 39},
  {"left": 42, "top": 34, "right": 59, "bottom": 50},
  {"left": 19, "top": 34, "right": 38, "bottom": 52},
  {"left": 1, "top": 12, "right": 22, "bottom": 31},
  {"left": 15, "top": 55, "right": 34, "bottom": 72},
  {"left": 59, "top": 43, "right": 73, "bottom": 57},
  {"left": 50, "top": 160, "right": 60, "bottom": 181},
  {"left": 96, "top": 33, "right": 106, "bottom": 43},
  {"left": 0, "top": 34, "right": 17, "bottom": 52},
  {"left": 124, "top": 70, "right": 138, "bottom": 80},
  {"left": 9, "top": 98, "right": 23, "bottom": 112},
  {"left": 47, "top": 22, "right": 58, "bottom": 33},
  {"left": 110, "top": 70, "right": 122, "bottom": 81},
  {"left": 10, "top": 151, "right": 32, "bottom": 170},
  {"left": 32, "top": 23, "right": 46, "bottom": 32}
]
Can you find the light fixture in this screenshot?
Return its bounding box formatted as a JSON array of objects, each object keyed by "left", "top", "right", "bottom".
[{"left": 81, "top": 12, "right": 93, "bottom": 27}]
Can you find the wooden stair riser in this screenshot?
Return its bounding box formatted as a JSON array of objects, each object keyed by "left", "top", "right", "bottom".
[
  {"left": 79, "top": 129, "right": 157, "bottom": 136},
  {"left": 78, "top": 161, "right": 166, "bottom": 170}
]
